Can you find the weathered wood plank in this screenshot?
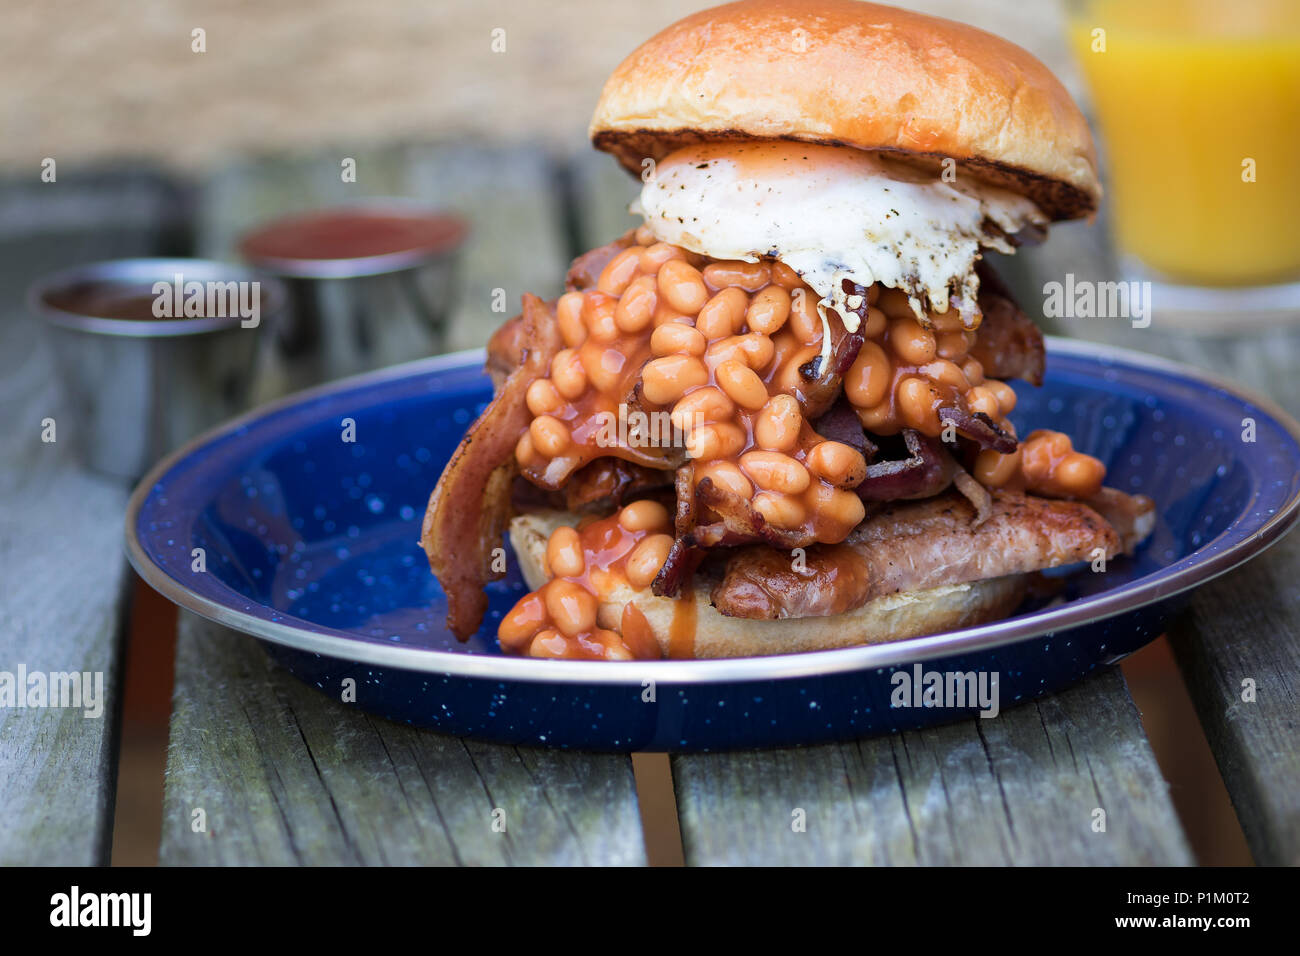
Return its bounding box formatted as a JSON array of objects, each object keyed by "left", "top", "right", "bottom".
[
  {"left": 161, "top": 614, "right": 646, "bottom": 865},
  {"left": 671, "top": 668, "right": 1192, "bottom": 865},
  {"left": 1167, "top": 539, "right": 1300, "bottom": 866},
  {"left": 0, "top": 170, "right": 171, "bottom": 863}
]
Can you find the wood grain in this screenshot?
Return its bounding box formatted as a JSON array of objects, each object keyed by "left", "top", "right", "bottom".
[
  {"left": 0, "top": 272, "right": 129, "bottom": 864},
  {"left": 1167, "top": 539, "right": 1300, "bottom": 865},
  {"left": 671, "top": 668, "right": 1192, "bottom": 865},
  {"left": 0, "top": 170, "right": 185, "bottom": 864},
  {"left": 161, "top": 614, "right": 646, "bottom": 865}
]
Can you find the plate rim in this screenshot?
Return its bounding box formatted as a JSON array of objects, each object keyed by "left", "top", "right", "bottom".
[{"left": 125, "top": 336, "right": 1300, "bottom": 686}]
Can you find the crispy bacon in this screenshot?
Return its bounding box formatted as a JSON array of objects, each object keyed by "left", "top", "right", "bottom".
[
  {"left": 485, "top": 314, "right": 526, "bottom": 390},
  {"left": 812, "top": 395, "right": 876, "bottom": 459},
  {"left": 937, "top": 405, "right": 1018, "bottom": 454},
  {"left": 855, "top": 430, "right": 956, "bottom": 501},
  {"left": 651, "top": 472, "right": 813, "bottom": 598},
  {"left": 793, "top": 305, "right": 863, "bottom": 419},
  {"left": 421, "top": 294, "right": 561, "bottom": 638},
  {"left": 563, "top": 458, "right": 673, "bottom": 513}
]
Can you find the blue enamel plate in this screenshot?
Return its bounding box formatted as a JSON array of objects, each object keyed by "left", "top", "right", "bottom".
[{"left": 126, "top": 339, "right": 1300, "bottom": 751}]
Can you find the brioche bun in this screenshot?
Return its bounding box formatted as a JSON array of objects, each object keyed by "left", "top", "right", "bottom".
[
  {"left": 509, "top": 511, "right": 1026, "bottom": 659},
  {"left": 590, "top": 0, "right": 1099, "bottom": 220}
]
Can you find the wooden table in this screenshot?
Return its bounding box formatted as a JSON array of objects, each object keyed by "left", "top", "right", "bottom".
[{"left": 0, "top": 147, "right": 1295, "bottom": 866}]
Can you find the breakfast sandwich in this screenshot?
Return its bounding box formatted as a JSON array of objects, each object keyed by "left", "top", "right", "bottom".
[{"left": 421, "top": 0, "right": 1155, "bottom": 660}]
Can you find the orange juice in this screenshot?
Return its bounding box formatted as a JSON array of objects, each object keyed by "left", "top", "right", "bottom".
[{"left": 1068, "top": 0, "right": 1300, "bottom": 285}]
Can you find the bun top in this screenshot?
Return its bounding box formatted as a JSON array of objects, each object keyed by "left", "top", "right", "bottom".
[{"left": 590, "top": 0, "right": 1099, "bottom": 220}]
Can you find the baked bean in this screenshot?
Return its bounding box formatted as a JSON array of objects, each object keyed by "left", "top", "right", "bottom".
[
  {"left": 658, "top": 259, "right": 709, "bottom": 314},
  {"left": 743, "top": 333, "right": 777, "bottom": 371},
  {"left": 530, "top": 415, "right": 571, "bottom": 457},
  {"left": 546, "top": 526, "right": 585, "bottom": 577},
  {"left": 773, "top": 343, "right": 822, "bottom": 395},
  {"left": 634, "top": 225, "right": 656, "bottom": 246},
  {"left": 703, "top": 334, "right": 747, "bottom": 368},
  {"left": 641, "top": 354, "right": 709, "bottom": 405},
  {"left": 746, "top": 285, "right": 791, "bottom": 335},
  {"left": 696, "top": 461, "right": 753, "bottom": 498},
  {"left": 974, "top": 446, "right": 1021, "bottom": 487},
  {"left": 896, "top": 377, "right": 943, "bottom": 434},
  {"left": 928, "top": 308, "right": 969, "bottom": 333},
  {"left": 877, "top": 287, "right": 914, "bottom": 319},
  {"left": 514, "top": 430, "right": 536, "bottom": 465},
  {"left": 525, "top": 378, "right": 563, "bottom": 416},
  {"left": 545, "top": 579, "right": 598, "bottom": 636},
  {"left": 962, "top": 357, "right": 985, "bottom": 386},
  {"left": 652, "top": 300, "right": 689, "bottom": 328},
  {"left": 703, "top": 260, "right": 771, "bottom": 292},
  {"left": 670, "top": 386, "right": 734, "bottom": 432},
  {"left": 921, "top": 359, "right": 970, "bottom": 392},
  {"left": 770, "top": 260, "right": 803, "bottom": 289},
  {"left": 845, "top": 341, "right": 891, "bottom": 408},
  {"left": 583, "top": 344, "right": 627, "bottom": 393},
  {"left": 806, "top": 482, "right": 867, "bottom": 529},
  {"left": 936, "top": 330, "right": 971, "bottom": 360},
  {"left": 696, "top": 287, "right": 749, "bottom": 339},
  {"left": 590, "top": 630, "right": 634, "bottom": 660},
  {"left": 618, "top": 499, "right": 669, "bottom": 533},
  {"left": 716, "top": 359, "right": 768, "bottom": 410},
  {"left": 752, "top": 491, "right": 806, "bottom": 529},
  {"left": 986, "top": 379, "right": 1017, "bottom": 414},
  {"left": 890, "top": 316, "right": 937, "bottom": 365},
  {"left": 1020, "top": 430, "right": 1100, "bottom": 497},
  {"left": 583, "top": 294, "right": 620, "bottom": 343},
  {"left": 528, "top": 628, "right": 570, "bottom": 658},
  {"left": 741, "top": 450, "right": 810, "bottom": 494},
  {"left": 1054, "top": 452, "right": 1105, "bottom": 497},
  {"left": 966, "top": 385, "right": 1001, "bottom": 419},
  {"left": 639, "top": 241, "right": 685, "bottom": 273},
  {"left": 860, "top": 305, "right": 887, "bottom": 338},
  {"left": 626, "top": 533, "right": 673, "bottom": 590},
  {"left": 615, "top": 275, "right": 657, "bottom": 332},
  {"left": 754, "top": 394, "right": 802, "bottom": 451},
  {"left": 856, "top": 400, "right": 896, "bottom": 434},
  {"left": 556, "top": 291, "right": 587, "bottom": 347},
  {"left": 597, "top": 248, "right": 641, "bottom": 297},
  {"left": 710, "top": 333, "right": 776, "bottom": 371},
  {"left": 498, "top": 592, "right": 547, "bottom": 650},
  {"left": 866, "top": 284, "right": 881, "bottom": 306},
  {"left": 805, "top": 440, "right": 868, "bottom": 488},
  {"left": 788, "top": 289, "right": 823, "bottom": 343},
  {"left": 685, "top": 422, "right": 746, "bottom": 461},
  {"left": 1027, "top": 429, "right": 1072, "bottom": 459},
  {"left": 651, "top": 322, "right": 706, "bottom": 357}
]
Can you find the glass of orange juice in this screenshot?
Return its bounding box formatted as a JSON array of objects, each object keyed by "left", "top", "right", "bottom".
[{"left": 1066, "top": 0, "right": 1300, "bottom": 289}]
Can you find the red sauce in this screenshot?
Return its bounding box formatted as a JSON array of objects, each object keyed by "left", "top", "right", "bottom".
[
  {"left": 239, "top": 208, "right": 467, "bottom": 263},
  {"left": 43, "top": 282, "right": 163, "bottom": 320}
]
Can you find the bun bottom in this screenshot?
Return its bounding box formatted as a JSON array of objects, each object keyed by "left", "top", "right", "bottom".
[{"left": 509, "top": 512, "right": 1027, "bottom": 659}]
